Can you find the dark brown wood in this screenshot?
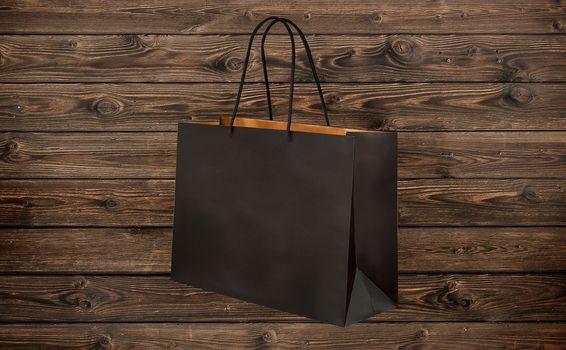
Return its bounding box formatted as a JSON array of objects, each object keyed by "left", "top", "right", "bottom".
[
  {"left": 1, "top": 323, "right": 565, "bottom": 349},
  {"left": 2, "top": 227, "right": 564, "bottom": 273},
  {"left": 400, "top": 179, "right": 566, "bottom": 226},
  {"left": 0, "top": 274, "right": 564, "bottom": 322},
  {"left": 4, "top": 323, "right": 566, "bottom": 350},
  {"left": 1, "top": 179, "right": 565, "bottom": 227},
  {"left": 399, "top": 227, "right": 566, "bottom": 273},
  {"left": 0, "top": 132, "right": 178, "bottom": 179},
  {"left": 2, "top": 83, "right": 565, "bottom": 132},
  {"left": 0, "top": 228, "right": 171, "bottom": 274},
  {"left": 1, "top": 0, "right": 564, "bottom": 34},
  {"left": 3, "top": 131, "right": 566, "bottom": 179},
  {"left": 399, "top": 132, "right": 566, "bottom": 179},
  {"left": 1, "top": 35, "right": 565, "bottom": 82},
  {"left": 0, "top": 179, "right": 174, "bottom": 227},
  {"left": 1, "top": 0, "right": 565, "bottom": 345}
]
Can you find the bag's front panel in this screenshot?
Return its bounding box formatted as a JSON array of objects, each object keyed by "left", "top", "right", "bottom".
[{"left": 172, "top": 122, "right": 355, "bottom": 325}]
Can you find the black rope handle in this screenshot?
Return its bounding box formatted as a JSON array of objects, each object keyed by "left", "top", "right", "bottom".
[
  {"left": 230, "top": 16, "right": 330, "bottom": 131},
  {"left": 260, "top": 17, "right": 330, "bottom": 129},
  {"left": 260, "top": 18, "right": 295, "bottom": 127},
  {"left": 229, "top": 16, "right": 293, "bottom": 129}
]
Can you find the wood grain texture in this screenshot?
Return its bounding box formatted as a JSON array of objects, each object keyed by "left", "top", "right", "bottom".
[
  {"left": 1, "top": 323, "right": 565, "bottom": 350},
  {"left": 2, "top": 131, "right": 566, "bottom": 179},
  {"left": 398, "top": 227, "right": 566, "bottom": 273},
  {"left": 1, "top": 35, "right": 566, "bottom": 82},
  {"left": 400, "top": 179, "right": 566, "bottom": 226},
  {"left": 0, "top": 180, "right": 174, "bottom": 227},
  {"left": 1, "top": 0, "right": 565, "bottom": 34},
  {"left": 2, "top": 227, "right": 564, "bottom": 273},
  {"left": 0, "top": 275, "right": 564, "bottom": 322},
  {"left": 0, "top": 228, "right": 170, "bottom": 274},
  {"left": 1, "top": 0, "right": 565, "bottom": 346},
  {"left": 2, "top": 83, "right": 565, "bottom": 132},
  {"left": 1, "top": 179, "right": 565, "bottom": 227}
]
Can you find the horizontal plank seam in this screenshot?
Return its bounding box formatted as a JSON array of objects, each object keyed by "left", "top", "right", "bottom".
[
  {"left": 0, "top": 272, "right": 563, "bottom": 277},
  {"left": 0, "top": 321, "right": 565, "bottom": 325},
  {"left": 1, "top": 32, "right": 566, "bottom": 36},
  {"left": 2, "top": 225, "right": 565, "bottom": 228},
  {"left": 3, "top": 177, "right": 566, "bottom": 180},
  {"left": 3, "top": 81, "right": 566, "bottom": 84},
  {"left": 3, "top": 82, "right": 566, "bottom": 85}
]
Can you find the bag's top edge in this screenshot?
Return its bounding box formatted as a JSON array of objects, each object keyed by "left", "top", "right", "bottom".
[{"left": 180, "top": 117, "right": 393, "bottom": 136}]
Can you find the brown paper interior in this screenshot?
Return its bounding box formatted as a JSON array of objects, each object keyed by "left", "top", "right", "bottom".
[{"left": 188, "top": 116, "right": 366, "bottom": 136}]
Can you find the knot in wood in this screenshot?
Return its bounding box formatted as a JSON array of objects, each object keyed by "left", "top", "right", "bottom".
[
  {"left": 244, "top": 10, "right": 255, "bottom": 20},
  {"left": 452, "top": 246, "right": 473, "bottom": 255},
  {"left": 552, "top": 19, "right": 563, "bottom": 32},
  {"left": 3, "top": 140, "right": 19, "bottom": 154},
  {"left": 97, "top": 335, "right": 112, "bottom": 349},
  {"left": 508, "top": 86, "right": 533, "bottom": 106},
  {"left": 303, "top": 12, "right": 312, "bottom": 21},
  {"left": 467, "top": 46, "right": 477, "bottom": 57},
  {"left": 370, "top": 118, "right": 392, "bottom": 131},
  {"left": 262, "top": 329, "right": 278, "bottom": 343},
  {"left": 330, "top": 94, "right": 342, "bottom": 103},
  {"left": 371, "top": 13, "right": 382, "bottom": 24},
  {"left": 390, "top": 38, "right": 413, "bottom": 57},
  {"left": 102, "top": 198, "right": 118, "bottom": 209},
  {"left": 521, "top": 188, "right": 538, "bottom": 203},
  {"left": 68, "top": 40, "right": 78, "bottom": 48},
  {"left": 78, "top": 298, "right": 92, "bottom": 310},
  {"left": 94, "top": 98, "right": 120, "bottom": 117},
  {"left": 73, "top": 277, "right": 88, "bottom": 289},
  {"left": 225, "top": 57, "right": 243, "bottom": 72},
  {"left": 458, "top": 296, "right": 472, "bottom": 308},
  {"left": 416, "top": 328, "right": 429, "bottom": 338}
]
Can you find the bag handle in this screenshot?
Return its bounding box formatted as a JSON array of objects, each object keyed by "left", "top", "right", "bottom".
[
  {"left": 230, "top": 16, "right": 295, "bottom": 130},
  {"left": 260, "top": 17, "right": 330, "bottom": 129},
  {"left": 260, "top": 18, "right": 296, "bottom": 129},
  {"left": 230, "top": 17, "right": 330, "bottom": 131}
]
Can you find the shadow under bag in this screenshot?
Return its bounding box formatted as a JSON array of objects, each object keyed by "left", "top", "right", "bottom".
[{"left": 171, "top": 16, "right": 397, "bottom": 326}]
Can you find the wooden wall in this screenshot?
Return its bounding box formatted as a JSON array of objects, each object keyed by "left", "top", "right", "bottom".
[{"left": 1, "top": 1, "right": 565, "bottom": 348}]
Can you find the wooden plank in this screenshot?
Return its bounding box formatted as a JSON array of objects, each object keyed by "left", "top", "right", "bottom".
[
  {"left": 2, "top": 83, "right": 565, "bottom": 132},
  {"left": 2, "top": 131, "right": 566, "bottom": 179},
  {"left": 2, "top": 227, "right": 564, "bottom": 273},
  {"left": 1, "top": 323, "right": 564, "bottom": 350},
  {"left": 0, "top": 132, "right": 178, "bottom": 179},
  {"left": 0, "top": 180, "right": 174, "bottom": 227},
  {"left": 399, "top": 227, "right": 566, "bottom": 273},
  {"left": 1, "top": 0, "right": 564, "bottom": 34},
  {"left": 1, "top": 35, "right": 566, "bottom": 83},
  {"left": 398, "top": 132, "right": 566, "bottom": 179},
  {"left": 400, "top": 179, "right": 566, "bottom": 226},
  {"left": 1, "top": 179, "right": 565, "bottom": 226},
  {"left": 0, "top": 275, "right": 564, "bottom": 322},
  {"left": 0, "top": 228, "right": 171, "bottom": 274}
]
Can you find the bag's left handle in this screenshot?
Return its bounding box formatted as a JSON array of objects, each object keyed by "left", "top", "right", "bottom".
[
  {"left": 259, "top": 17, "right": 330, "bottom": 130},
  {"left": 229, "top": 17, "right": 296, "bottom": 130}
]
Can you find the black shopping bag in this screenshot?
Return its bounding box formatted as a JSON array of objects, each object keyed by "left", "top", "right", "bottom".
[{"left": 171, "top": 17, "right": 397, "bottom": 326}]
